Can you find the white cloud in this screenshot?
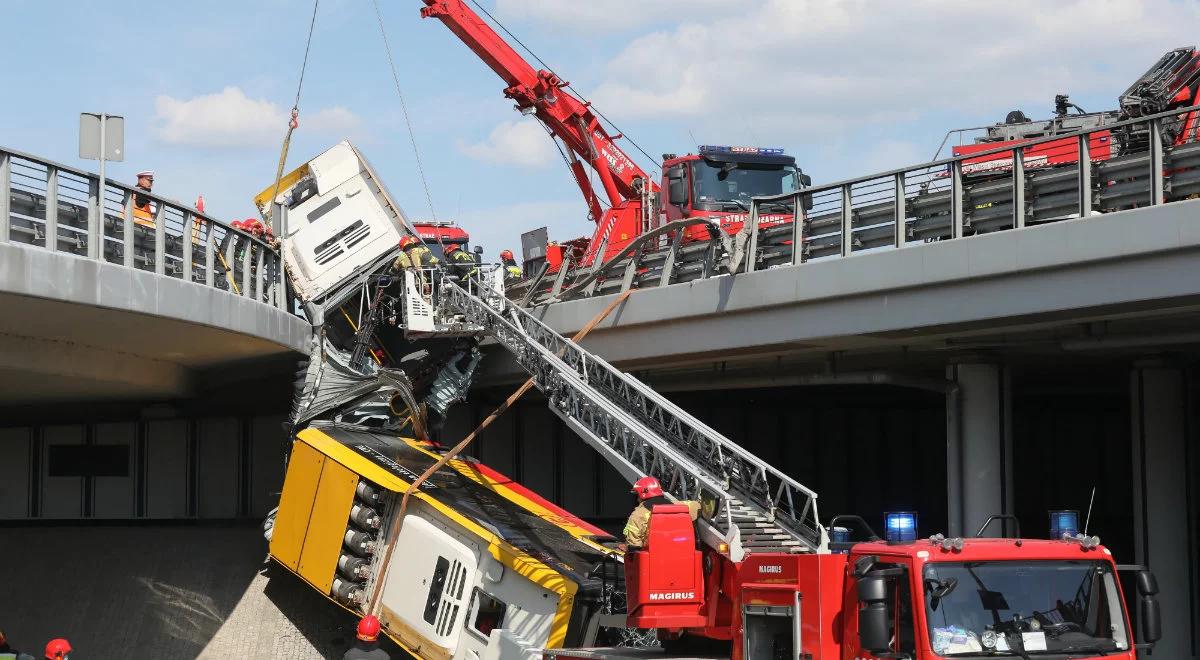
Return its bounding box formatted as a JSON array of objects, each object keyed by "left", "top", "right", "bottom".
[
  {"left": 458, "top": 120, "right": 557, "bottom": 168},
  {"left": 583, "top": 0, "right": 1199, "bottom": 145},
  {"left": 495, "top": 0, "right": 734, "bottom": 30},
  {"left": 152, "top": 86, "right": 362, "bottom": 148}
]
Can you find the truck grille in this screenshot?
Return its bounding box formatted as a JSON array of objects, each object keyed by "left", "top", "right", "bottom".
[{"left": 313, "top": 219, "right": 371, "bottom": 266}]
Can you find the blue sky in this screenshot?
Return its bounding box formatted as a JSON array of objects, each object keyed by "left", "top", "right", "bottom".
[{"left": 3, "top": 0, "right": 1197, "bottom": 256}]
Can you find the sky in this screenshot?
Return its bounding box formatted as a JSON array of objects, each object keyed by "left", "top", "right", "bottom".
[{"left": 2, "top": 0, "right": 1198, "bottom": 256}]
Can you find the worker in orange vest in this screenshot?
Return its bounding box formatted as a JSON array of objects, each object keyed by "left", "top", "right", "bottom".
[{"left": 130, "top": 170, "right": 156, "bottom": 228}]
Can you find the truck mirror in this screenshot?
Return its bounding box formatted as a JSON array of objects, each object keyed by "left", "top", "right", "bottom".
[
  {"left": 1141, "top": 594, "right": 1162, "bottom": 644},
  {"left": 857, "top": 575, "right": 887, "bottom": 603},
  {"left": 800, "top": 173, "right": 812, "bottom": 187},
  {"left": 473, "top": 245, "right": 484, "bottom": 255},
  {"left": 1137, "top": 569, "right": 1158, "bottom": 596},
  {"left": 668, "top": 176, "right": 687, "bottom": 206}
]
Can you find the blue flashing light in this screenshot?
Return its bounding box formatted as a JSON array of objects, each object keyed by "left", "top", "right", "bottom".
[
  {"left": 698, "top": 145, "right": 786, "bottom": 156},
  {"left": 1049, "top": 510, "right": 1079, "bottom": 540},
  {"left": 885, "top": 511, "right": 919, "bottom": 543},
  {"left": 830, "top": 526, "right": 851, "bottom": 544}
]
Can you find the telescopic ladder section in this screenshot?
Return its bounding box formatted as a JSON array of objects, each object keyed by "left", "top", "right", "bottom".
[{"left": 437, "top": 278, "right": 825, "bottom": 558}]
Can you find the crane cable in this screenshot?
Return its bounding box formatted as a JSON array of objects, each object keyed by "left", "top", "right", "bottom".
[
  {"left": 372, "top": 0, "right": 440, "bottom": 225},
  {"left": 266, "top": 0, "right": 320, "bottom": 234}
]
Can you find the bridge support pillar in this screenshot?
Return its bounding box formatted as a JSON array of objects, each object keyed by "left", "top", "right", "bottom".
[
  {"left": 1130, "top": 363, "right": 1198, "bottom": 658},
  {"left": 946, "top": 363, "right": 1013, "bottom": 538}
]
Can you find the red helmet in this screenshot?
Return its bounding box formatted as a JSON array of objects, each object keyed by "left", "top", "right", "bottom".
[
  {"left": 632, "top": 476, "right": 663, "bottom": 501},
  {"left": 356, "top": 615, "right": 381, "bottom": 642},
  {"left": 398, "top": 235, "right": 419, "bottom": 250},
  {"left": 500, "top": 249, "right": 514, "bottom": 261},
  {"left": 45, "top": 638, "right": 72, "bottom": 660},
  {"left": 444, "top": 242, "right": 462, "bottom": 254},
  {"left": 230, "top": 220, "right": 244, "bottom": 230}
]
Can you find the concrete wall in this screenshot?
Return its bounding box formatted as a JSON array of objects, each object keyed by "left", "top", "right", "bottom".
[{"left": 0, "top": 413, "right": 286, "bottom": 520}]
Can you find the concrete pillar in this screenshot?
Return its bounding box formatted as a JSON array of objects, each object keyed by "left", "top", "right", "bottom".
[
  {"left": 946, "top": 363, "right": 1013, "bottom": 538},
  {"left": 1130, "top": 364, "right": 1198, "bottom": 658}
]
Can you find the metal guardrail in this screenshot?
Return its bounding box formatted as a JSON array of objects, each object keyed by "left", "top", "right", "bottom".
[
  {"left": 0, "top": 145, "right": 291, "bottom": 310},
  {"left": 515, "top": 103, "right": 1200, "bottom": 305}
]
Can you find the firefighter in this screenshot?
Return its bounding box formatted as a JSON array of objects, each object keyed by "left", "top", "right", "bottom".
[
  {"left": 391, "top": 235, "right": 438, "bottom": 272},
  {"left": 622, "top": 476, "right": 700, "bottom": 549},
  {"left": 444, "top": 242, "right": 478, "bottom": 280},
  {"left": 0, "top": 630, "right": 35, "bottom": 660},
  {"left": 500, "top": 249, "right": 522, "bottom": 281},
  {"left": 343, "top": 615, "right": 390, "bottom": 660},
  {"left": 42, "top": 639, "right": 70, "bottom": 660}
]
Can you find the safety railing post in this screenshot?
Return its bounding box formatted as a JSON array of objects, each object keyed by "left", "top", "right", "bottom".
[
  {"left": 241, "top": 235, "right": 252, "bottom": 297},
  {"left": 893, "top": 172, "right": 906, "bottom": 249},
  {"left": 0, "top": 152, "right": 10, "bottom": 242},
  {"left": 86, "top": 173, "right": 99, "bottom": 258},
  {"left": 276, "top": 204, "right": 288, "bottom": 310},
  {"left": 840, "top": 184, "right": 853, "bottom": 257},
  {"left": 790, "top": 192, "right": 806, "bottom": 265},
  {"left": 255, "top": 246, "right": 266, "bottom": 301},
  {"left": 1077, "top": 134, "right": 1092, "bottom": 217},
  {"left": 1150, "top": 118, "right": 1165, "bottom": 205},
  {"left": 153, "top": 203, "right": 166, "bottom": 275},
  {"left": 205, "top": 223, "right": 215, "bottom": 288},
  {"left": 745, "top": 201, "right": 761, "bottom": 273},
  {"left": 660, "top": 231, "right": 683, "bottom": 286},
  {"left": 122, "top": 192, "right": 134, "bottom": 269},
  {"left": 1012, "top": 149, "right": 1026, "bottom": 229},
  {"left": 950, "top": 160, "right": 964, "bottom": 239},
  {"left": 44, "top": 166, "right": 58, "bottom": 252},
  {"left": 182, "top": 212, "right": 194, "bottom": 283}
]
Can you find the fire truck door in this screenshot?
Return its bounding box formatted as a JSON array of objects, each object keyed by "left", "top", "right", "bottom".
[{"left": 741, "top": 589, "right": 801, "bottom": 660}]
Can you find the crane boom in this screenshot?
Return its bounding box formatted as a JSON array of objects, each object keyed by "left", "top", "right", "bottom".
[{"left": 420, "top": 0, "right": 656, "bottom": 261}]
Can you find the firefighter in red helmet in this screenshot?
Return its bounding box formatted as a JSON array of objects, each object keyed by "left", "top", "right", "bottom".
[
  {"left": 622, "top": 475, "right": 700, "bottom": 549},
  {"left": 499, "top": 249, "right": 522, "bottom": 281},
  {"left": 443, "top": 242, "right": 478, "bottom": 280},
  {"left": 343, "top": 615, "right": 390, "bottom": 659}
]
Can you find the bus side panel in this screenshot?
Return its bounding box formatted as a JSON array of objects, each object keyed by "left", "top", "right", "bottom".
[
  {"left": 270, "top": 441, "right": 326, "bottom": 571},
  {"left": 298, "top": 457, "right": 360, "bottom": 594}
]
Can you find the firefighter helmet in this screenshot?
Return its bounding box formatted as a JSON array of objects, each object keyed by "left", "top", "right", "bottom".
[
  {"left": 500, "top": 249, "right": 514, "bottom": 261},
  {"left": 44, "top": 638, "right": 72, "bottom": 659},
  {"left": 398, "top": 235, "right": 419, "bottom": 250},
  {"left": 356, "top": 615, "right": 381, "bottom": 642},
  {"left": 444, "top": 242, "right": 462, "bottom": 255},
  {"left": 631, "top": 476, "right": 663, "bottom": 500}
]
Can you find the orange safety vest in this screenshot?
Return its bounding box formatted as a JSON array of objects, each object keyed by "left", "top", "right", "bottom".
[{"left": 130, "top": 190, "right": 155, "bottom": 228}]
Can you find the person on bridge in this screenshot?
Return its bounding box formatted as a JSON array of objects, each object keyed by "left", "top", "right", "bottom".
[
  {"left": 622, "top": 476, "right": 700, "bottom": 550},
  {"left": 444, "top": 242, "right": 478, "bottom": 280},
  {"left": 129, "top": 170, "right": 156, "bottom": 228},
  {"left": 42, "top": 639, "right": 70, "bottom": 660},
  {"left": 343, "top": 615, "right": 390, "bottom": 660},
  {"left": 0, "top": 630, "right": 36, "bottom": 660},
  {"left": 500, "top": 249, "right": 522, "bottom": 281}
]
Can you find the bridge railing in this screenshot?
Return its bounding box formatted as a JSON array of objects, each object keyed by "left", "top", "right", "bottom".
[
  {"left": 0, "top": 146, "right": 291, "bottom": 310},
  {"left": 516, "top": 103, "right": 1200, "bottom": 304}
]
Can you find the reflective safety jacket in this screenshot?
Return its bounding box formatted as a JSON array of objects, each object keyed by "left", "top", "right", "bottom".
[
  {"left": 623, "top": 497, "right": 700, "bottom": 548},
  {"left": 391, "top": 245, "right": 438, "bottom": 272},
  {"left": 447, "top": 249, "right": 478, "bottom": 279}
]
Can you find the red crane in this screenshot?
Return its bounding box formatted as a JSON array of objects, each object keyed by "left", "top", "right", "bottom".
[{"left": 420, "top": 0, "right": 655, "bottom": 266}]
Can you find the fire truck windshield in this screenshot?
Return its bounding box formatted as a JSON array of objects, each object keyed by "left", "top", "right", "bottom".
[
  {"left": 691, "top": 160, "right": 799, "bottom": 212},
  {"left": 921, "top": 560, "right": 1129, "bottom": 656}
]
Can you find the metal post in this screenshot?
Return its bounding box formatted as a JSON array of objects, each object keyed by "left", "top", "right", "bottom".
[
  {"left": 840, "top": 184, "right": 853, "bottom": 257},
  {"left": 205, "top": 223, "right": 215, "bottom": 287},
  {"left": 1078, "top": 133, "right": 1092, "bottom": 217},
  {"left": 122, "top": 192, "right": 134, "bottom": 268},
  {"left": 0, "top": 152, "right": 10, "bottom": 242},
  {"left": 583, "top": 234, "right": 609, "bottom": 297},
  {"left": 182, "top": 212, "right": 194, "bottom": 283},
  {"left": 241, "top": 236, "right": 252, "bottom": 296},
  {"left": 86, "top": 174, "right": 99, "bottom": 257},
  {"left": 745, "top": 202, "right": 761, "bottom": 273},
  {"left": 153, "top": 203, "right": 165, "bottom": 275},
  {"left": 255, "top": 246, "right": 266, "bottom": 301},
  {"left": 276, "top": 204, "right": 288, "bottom": 310},
  {"left": 1012, "top": 149, "right": 1026, "bottom": 229},
  {"left": 549, "top": 257, "right": 570, "bottom": 299},
  {"left": 893, "top": 172, "right": 906, "bottom": 249},
  {"left": 96, "top": 114, "right": 106, "bottom": 260},
  {"left": 1150, "top": 119, "right": 1165, "bottom": 205},
  {"left": 950, "top": 160, "right": 964, "bottom": 238},
  {"left": 660, "top": 231, "right": 683, "bottom": 285},
  {"left": 790, "top": 192, "right": 806, "bottom": 265},
  {"left": 620, "top": 251, "right": 639, "bottom": 292},
  {"left": 44, "top": 166, "right": 58, "bottom": 252}
]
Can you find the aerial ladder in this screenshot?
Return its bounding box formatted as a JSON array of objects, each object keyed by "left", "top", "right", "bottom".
[{"left": 406, "top": 269, "right": 825, "bottom": 562}]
